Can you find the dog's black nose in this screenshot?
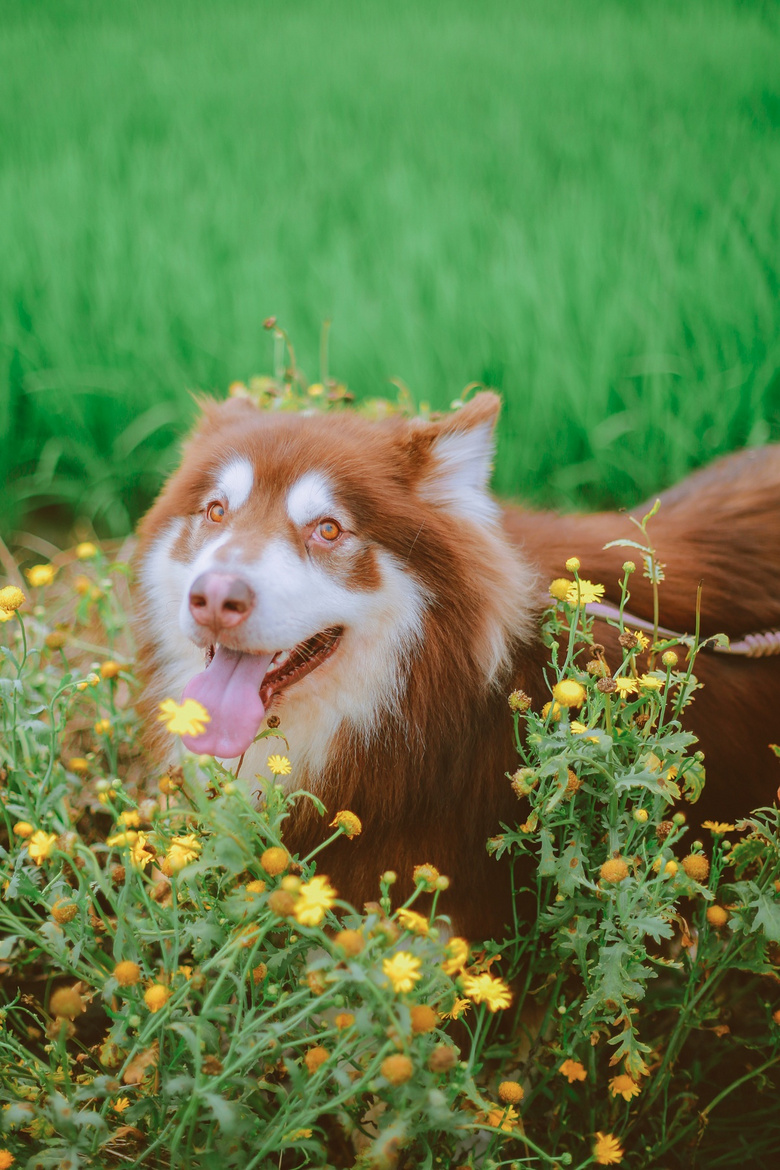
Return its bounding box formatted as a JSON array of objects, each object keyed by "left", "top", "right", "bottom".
[{"left": 188, "top": 572, "right": 255, "bottom": 631}]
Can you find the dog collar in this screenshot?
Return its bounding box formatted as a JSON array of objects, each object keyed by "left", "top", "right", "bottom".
[{"left": 585, "top": 601, "right": 780, "bottom": 658}]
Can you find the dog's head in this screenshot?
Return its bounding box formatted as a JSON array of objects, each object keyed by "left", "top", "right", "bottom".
[{"left": 133, "top": 392, "right": 537, "bottom": 769}]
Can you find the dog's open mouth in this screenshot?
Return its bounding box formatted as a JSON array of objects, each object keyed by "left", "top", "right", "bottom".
[{"left": 180, "top": 627, "right": 343, "bottom": 759}]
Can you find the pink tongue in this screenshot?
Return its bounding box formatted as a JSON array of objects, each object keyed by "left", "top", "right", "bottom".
[{"left": 180, "top": 645, "right": 275, "bottom": 758}]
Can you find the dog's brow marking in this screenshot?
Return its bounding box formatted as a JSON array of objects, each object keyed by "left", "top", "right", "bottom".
[
  {"left": 287, "top": 471, "right": 336, "bottom": 527},
  {"left": 217, "top": 457, "right": 254, "bottom": 511}
]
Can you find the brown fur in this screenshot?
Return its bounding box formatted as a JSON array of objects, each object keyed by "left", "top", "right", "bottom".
[{"left": 132, "top": 396, "right": 780, "bottom": 938}]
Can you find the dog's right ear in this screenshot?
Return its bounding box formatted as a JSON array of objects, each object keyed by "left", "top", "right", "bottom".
[
  {"left": 188, "top": 393, "right": 261, "bottom": 437},
  {"left": 402, "top": 392, "right": 502, "bottom": 524}
]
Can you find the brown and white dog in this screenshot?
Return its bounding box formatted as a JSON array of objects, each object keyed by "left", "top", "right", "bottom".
[{"left": 132, "top": 393, "right": 780, "bottom": 936}]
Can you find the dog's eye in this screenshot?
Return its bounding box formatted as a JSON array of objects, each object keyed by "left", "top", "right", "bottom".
[
  {"left": 206, "top": 501, "right": 226, "bottom": 523},
  {"left": 317, "top": 519, "right": 341, "bottom": 542}
]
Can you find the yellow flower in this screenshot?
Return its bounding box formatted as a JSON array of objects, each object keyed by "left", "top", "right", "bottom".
[
  {"left": 498, "top": 1080, "right": 525, "bottom": 1103},
  {"left": 381, "top": 1053, "right": 414, "bottom": 1085},
  {"left": 51, "top": 899, "right": 78, "bottom": 924},
  {"left": 412, "top": 863, "right": 440, "bottom": 890},
  {"left": 292, "top": 875, "right": 337, "bottom": 926},
  {"left": 334, "top": 1012, "right": 355, "bottom": 1029},
  {"left": 632, "top": 630, "right": 650, "bottom": 651},
  {"left": 600, "top": 858, "right": 629, "bottom": 884},
  {"left": 307, "top": 382, "right": 324, "bottom": 397},
  {"left": 170, "top": 833, "right": 201, "bottom": 863},
  {"left": 304, "top": 1046, "right": 329, "bottom": 1074},
  {"left": 112, "top": 1097, "right": 131, "bottom": 1113},
  {"left": 484, "top": 1104, "right": 520, "bottom": 1132},
  {"left": 638, "top": 673, "right": 664, "bottom": 691},
  {"left": 507, "top": 689, "right": 531, "bottom": 712},
  {"left": 549, "top": 577, "right": 573, "bottom": 602},
  {"left": 396, "top": 907, "right": 431, "bottom": 936},
  {"left": 329, "top": 810, "right": 362, "bottom": 837},
  {"left": 13, "top": 821, "right": 34, "bottom": 839},
  {"left": 541, "top": 700, "right": 562, "bottom": 721},
  {"left": 158, "top": 697, "right": 210, "bottom": 737},
  {"left": 143, "top": 984, "right": 170, "bottom": 1012},
  {"left": 50, "top": 985, "right": 85, "bottom": 1019},
  {"left": 609, "top": 1074, "right": 641, "bottom": 1101},
  {"left": 442, "top": 936, "right": 470, "bottom": 975},
  {"left": 612, "top": 677, "right": 639, "bottom": 697},
  {"left": 26, "top": 563, "right": 56, "bottom": 587},
  {"left": 260, "top": 846, "right": 290, "bottom": 875},
  {"left": 559, "top": 1058, "right": 587, "bottom": 1083},
  {"left": 114, "top": 961, "right": 141, "bottom": 987},
  {"left": 76, "top": 542, "right": 98, "bottom": 560},
  {"left": 382, "top": 951, "right": 422, "bottom": 994},
  {"left": 706, "top": 905, "right": 729, "bottom": 927},
  {"left": 129, "top": 832, "right": 155, "bottom": 869},
  {"left": 593, "top": 1132, "right": 624, "bottom": 1165},
  {"left": 410, "top": 1004, "right": 438, "bottom": 1033},
  {"left": 0, "top": 585, "right": 25, "bottom": 612},
  {"left": 702, "top": 821, "right": 735, "bottom": 835},
  {"left": 107, "top": 829, "right": 137, "bottom": 848},
  {"left": 94, "top": 718, "right": 111, "bottom": 735},
  {"left": 0, "top": 1150, "right": 15, "bottom": 1169},
  {"left": 460, "top": 972, "right": 513, "bottom": 1012},
  {"left": 28, "top": 830, "right": 58, "bottom": 865},
  {"left": 162, "top": 842, "right": 198, "bottom": 874},
  {"left": 117, "top": 810, "right": 141, "bottom": 828},
  {"left": 334, "top": 929, "right": 364, "bottom": 956},
  {"left": 682, "top": 853, "right": 710, "bottom": 882},
  {"left": 552, "top": 679, "right": 587, "bottom": 708},
  {"left": 100, "top": 660, "right": 121, "bottom": 679},
  {"left": 440, "top": 997, "right": 471, "bottom": 1020},
  {"left": 68, "top": 757, "right": 89, "bottom": 774},
  {"left": 566, "top": 579, "right": 605, "bottom": 606},
  {"left": 267, "top": 753, "right": 292, "bottom": 775},
  {"left": 565, "top": 557, "right": 581, "bottom": 573}
]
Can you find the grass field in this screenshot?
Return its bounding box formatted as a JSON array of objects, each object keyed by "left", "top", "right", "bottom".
[{"left": 2, "top": 0, "right": 779, "bottom": 543}]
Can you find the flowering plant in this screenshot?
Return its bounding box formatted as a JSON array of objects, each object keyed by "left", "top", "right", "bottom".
[{"left": 2, "top": 352, "right": 779, "bottom": 1168}]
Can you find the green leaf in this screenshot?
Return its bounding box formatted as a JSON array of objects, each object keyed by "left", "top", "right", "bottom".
[
  {"left": 582, "top": 940, "right": 654, "bottom": 1019},
  {"left": 210, "top": 835, "right": 250, "bottom": 873},
  {"left": 750, "top": 892, "right": 780, "bottom": 942}
]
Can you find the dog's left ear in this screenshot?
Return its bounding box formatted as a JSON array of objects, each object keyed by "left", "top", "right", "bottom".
[{"left": 407, "top": 391, "right": 502, "bottom": 523}]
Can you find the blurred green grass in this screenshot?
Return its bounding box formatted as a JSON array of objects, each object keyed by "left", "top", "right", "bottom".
[{"left": 2, "top": 0, "right": 779, "bottom": 542}]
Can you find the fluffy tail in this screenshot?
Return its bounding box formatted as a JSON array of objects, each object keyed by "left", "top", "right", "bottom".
[{"left": 504, "top": 445, "right": 780, "bottom": 640}]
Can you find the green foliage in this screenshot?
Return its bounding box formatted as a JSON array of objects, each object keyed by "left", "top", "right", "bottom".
[
  {"left": 2, "top": 509, "right": 780, "bottom": 1168},
  {"left": 3, "top": 0, "right": 780, "bottom": 541}
]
